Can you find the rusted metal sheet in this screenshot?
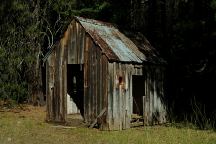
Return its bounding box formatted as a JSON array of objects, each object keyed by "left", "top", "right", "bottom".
[{"left": 75, "top": 16, "right": 145, "bottom": 63}]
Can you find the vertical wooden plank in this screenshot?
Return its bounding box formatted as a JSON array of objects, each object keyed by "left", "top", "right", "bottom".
[
  {"left": 67, "top": 24, "right": 72, "bottom": 64},
  {"left": 116, "top": 63, "right": 120, "bottom": 130},
  {"left": 121, "top": 64, "right": 126, "bottom": 129},
  {"left": 143, "top": 96, "right": 146, "bottom": 126},
  {"left": 58, "top": 39, "right": 67, "bottom": 122},
  {"left": 61, "top": 61, "right": 67, "bottom": 122},
  {"left": 145, "top": 69, "right": 150, "bottom": 125},
  {"left": 46, "top": 60, "right": 50, "bottom": 121},
  {"left": 78, "top": 24, "right": 83, "bottom": 64},
  {"left": 63, "top": 37, "right": 68, "bottom": 122},
  {"left": 96, "top": 47, "right": 101, "bottom": 115},
  {"left": 119, "top": 63, "right": 122, "bottom": 130},
  {"left": 90, "top": 44, "right": 94, "bottom": 122},
  {"left": 46, "top": 51, "right": 55, "bottom": 121},
  {"left": 125, "top": 65, "right": 131, "bottom": 129},
  {"left": 84, "top": 36, "right": 90, "bottom": 122},
  {"left": 88, "top": 38, "right": 93, "bottom": 123},
  {"left": 128, "top": 65, "right": 133, "bottom": 128},
  {"left": 54, "top": 43, "right": 60, "bottom": 121},
  {"left": 149, "top": 66, "right": 153, "bottom": 125},
  {"left": 87, "top": 43, "right": 91, "bottom": 123},
  {"left": 92, "top": 44, "right": 96, "bottom": 120},
  {"left": 80, "top": 26, "right": 85, "bottom": 64},
  {"left": 113, "top": 62, "right": 118, "bottom": 129},
  {"left": 89, "top": 42, "right": 96, "bottom": 122},
  {"left": 143, "top": 69, "right": 148, "bottom": 125},
  {"left": 46, "top": 58, "right": 50, "bottom": 121},
  {"left": 129, "top": 64, "right": 133, "bottom": 120},
  {"left": 101, "top": 55, "right": 109, "bottom": 129},
  {"left": 107, "top": 62, "right": 113, "bottom": 130},
  {"left": 75, "top": 22, "right": 79, "bottom": 64},
  {"left": 71, "top": 21, "right": 76, "bottom": 64},
  {"left": 99, "top": 52, "right": 103, "bottom": 116}
]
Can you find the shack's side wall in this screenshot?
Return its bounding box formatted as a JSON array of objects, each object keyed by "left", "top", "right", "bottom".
[
  {"left": 84, "top": 35, "right": 109, "bottom": 128},
  {"left": 143, "top": 65, "right": 166, "bottom": 125},
  {"left": 107, "top": 62, "right": 142, "bottom": 130},
  {"left": 46, "top": 38, "right": 68, "bottom": 122}
]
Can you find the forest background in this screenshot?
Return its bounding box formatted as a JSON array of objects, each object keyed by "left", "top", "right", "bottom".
[{"left": 1, "top": 0, "right": 216, "bottom": 129}]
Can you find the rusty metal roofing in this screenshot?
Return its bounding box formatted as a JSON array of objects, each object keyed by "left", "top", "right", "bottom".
[{"left": 75, "top": 16, "right": 146, "bottom": 63}]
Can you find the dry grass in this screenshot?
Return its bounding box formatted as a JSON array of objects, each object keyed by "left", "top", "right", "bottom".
[{"left": 0, "top": 105, "right": 216, "bottom": 144}]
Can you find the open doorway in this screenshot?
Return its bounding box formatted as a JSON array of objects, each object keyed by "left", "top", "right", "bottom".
[
  {"left": 132, "top": 75, "right": 145, "bottom": 126},
  {"left": 67, "top": 64, "right": 84, "bottom": 125}
]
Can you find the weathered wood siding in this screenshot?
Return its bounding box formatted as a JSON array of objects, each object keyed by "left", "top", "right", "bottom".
[
  {"left": 107, "top": 62, "right": 142, "bottom": 130},
  {"left": 67, "top": 21, "right": 109, "bottom": 127},
  {"left": 68, "top": 20, "right": 85, "bottom": 64},
  {"left": 46, "top": 37, "right": 68, "bottom": 122},
  {"left": 143, "top": 65, "right": 166, "bottom": 125},
  {"left": 83, "top": 35, "right": 109, "bottom": 128},
  {"left": 46, "top": 18, "right": 167, "bottom": 130}
]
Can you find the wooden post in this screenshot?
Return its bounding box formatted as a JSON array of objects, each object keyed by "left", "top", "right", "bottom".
[{"left": 142, "top": 96, "right": 146, "bottom": 126}]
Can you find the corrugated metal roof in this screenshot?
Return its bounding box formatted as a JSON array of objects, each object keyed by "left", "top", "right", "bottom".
[{"left": 75, "top": 16, "right": 146, "bottom": 63}]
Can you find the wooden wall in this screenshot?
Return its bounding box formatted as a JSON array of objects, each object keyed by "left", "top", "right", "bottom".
[
  {"left": 46, "top": 19, "right": 167, "bottom": 129},
  {"left": 107, "top": 62, "right": 142, "bottom": 130},
  {"left": 46, "top": 38, "right": 67, "bottom": 122},
  {"left": 83, "top": 36, "right": 109, "bottom": 128},
  {"left": 143, "top": 65, "right": 166, "bottom": 125},
  {"left": 67, "top": 20, "right": 109, "bottom": 127},
  {"left": 68, "top": 20, "right": 85, "bottom": 64}
]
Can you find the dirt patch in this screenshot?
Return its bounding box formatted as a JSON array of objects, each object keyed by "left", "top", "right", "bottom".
[
  {"left": 66, "top": 114, "right": 87, "bottom": 127},
  {"left": 1, "top": 104, "right": 87, "bottom": 128}
]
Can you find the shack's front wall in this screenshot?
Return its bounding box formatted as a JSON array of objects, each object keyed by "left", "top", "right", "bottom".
[
  {"left": 67, "top": 20, "right": 109, "bottom": 127},
  {"left": 66, "top": 20, "right": 145, "bottom": 130},
  {"left": 107, "top": 62, "right": 142, "bottom": 130}
]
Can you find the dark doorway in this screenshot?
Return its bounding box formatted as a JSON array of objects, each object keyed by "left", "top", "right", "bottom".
[
  {"left": 132, "top": 75, "right": 145, "bottom": 115},
  {"left": 67, "top": 64, "right": 84, "bottom": 116}
]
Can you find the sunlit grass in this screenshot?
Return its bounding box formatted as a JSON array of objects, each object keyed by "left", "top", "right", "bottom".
[{"left": 0, "top": 106, "right": 216, "bottom": 144}]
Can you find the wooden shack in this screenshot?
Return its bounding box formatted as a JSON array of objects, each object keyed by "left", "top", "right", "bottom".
[{"left": 44, "top": 16, "right": 167, "bottom": 130}]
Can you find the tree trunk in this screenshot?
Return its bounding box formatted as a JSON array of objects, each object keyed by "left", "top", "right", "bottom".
[{"left": 28, "top": 0, "right": 45, "bottom": 106}]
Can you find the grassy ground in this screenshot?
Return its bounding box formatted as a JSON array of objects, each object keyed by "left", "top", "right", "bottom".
[{"left": 0, "top": 105, "right": 216, "bottom": 144}]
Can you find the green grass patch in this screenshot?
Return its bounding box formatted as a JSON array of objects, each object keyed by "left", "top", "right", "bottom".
[{"left": 0, "top": 106, "right": 216, "bottom": 144}]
